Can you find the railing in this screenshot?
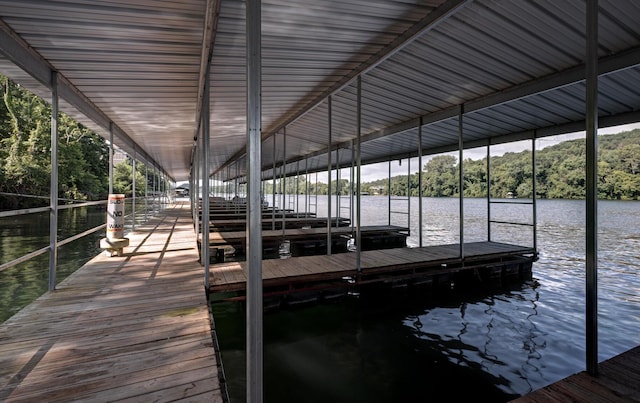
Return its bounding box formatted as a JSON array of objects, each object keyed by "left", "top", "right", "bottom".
[{"left": 0, "top": 194, "right": 166, "bottom": 274}]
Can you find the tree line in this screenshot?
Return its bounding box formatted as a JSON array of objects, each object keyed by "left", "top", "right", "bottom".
[
  {"left": 265, "top": 129, "right": 640, "bottom": 201},
  {"left": 2, "top": 74, "right": 639, "bottom": 210},
  {"left": 1, "top": 75, "right": 163, "bottom": 210}
]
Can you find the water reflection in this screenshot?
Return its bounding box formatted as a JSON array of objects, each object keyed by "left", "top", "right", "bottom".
[{"left": 1, "top": 206, "right": 106, "bottom": 322}]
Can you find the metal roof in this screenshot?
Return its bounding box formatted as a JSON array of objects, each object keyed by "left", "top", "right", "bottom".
[{"left": 1, "top": 0, "right": 639, "bottom": 182}]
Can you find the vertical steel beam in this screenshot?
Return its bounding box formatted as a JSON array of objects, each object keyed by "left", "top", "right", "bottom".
[
  {"left": 350, "top": 141, "right": 355, "bottom": 232},
  {"left": 532, "top": 135, "right": 538, "bottom": 253},
  {"left": 202, "top": 79, "right": 211, "bottom": 289},
  {"left": 144, "top": 164, "right": 148, "bottom": 222},
  {"left": 296, "top": 161, "right": 300, "bottom": 212},
  {"left": 327, "top": 96, "right": 333, "bottom": 255},
  {"left": 388, "top": 160, "right": 391, "bottom": 225},
  {"left": 336, "top": 148, "right": 340, "bottom": 228},
  {"left": 486, "top": 142, "right": 491, "bottom": 241},
  {"left": 132, "top": 150, "right": 136, "bottom": 231},
  {"left": 48, "top": 71, "right": 58, "bottom": 292},
  {"left": 340, "top": 148, "right": 345, "bottom": 225},
  {"left": 356, "top": 76, "right": 362, "bottom": 272},
  {"left": 194, "top": 149, "right": 199, "bottom": 235},
  {"left": 314, "top": 171, "right": 318, "bottom": 215},
  {"left": 109, "top": 122, "right": 114, "bottom": 195},
  {"left": 458, "top": 105, "right": 464, "bottom": 260},
  {"left": 246, "top": 0, "right": 264, "bottom": 399},
  {"left": 272, "top": 135, "right": 276, "bottom": 230},
  {"left": 418, "top": 119, "right": 423, "bottom": 247},
  {"left": 281, "top": 128, "right": 286, "bottom": 236},
  {"left": 305, "top": 158, "right": 309, "bottom": 215},
  {"left": 153, "top": 166, "right": 157, "bottom": 212},
  {"left": 585, "top": 0, "right": 599, "bottom": 376},
  {"left": 407, "top": 155, "right": 410, "bottom": 235}
]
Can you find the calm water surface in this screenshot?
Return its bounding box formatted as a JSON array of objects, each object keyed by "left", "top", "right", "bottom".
[
  {"left": 1, "top": 197, "right": 638, "bottom": 401},
  {"left": 0, "top": 201, "right": 157, "bottom": 322},
  {"left": 214, "top": 196, "right": 640, "bottom": 402}
]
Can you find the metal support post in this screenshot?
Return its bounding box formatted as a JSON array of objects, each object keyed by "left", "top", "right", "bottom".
[
  {"left": 305, "top": 158, "right": 309, "bottom": 215},
  {"left": 153, "top": 167, "right": 157, "bottom": 212},
  {"left": 458, "top": 105, "right": 464, "bottom": 260},
  {"left": 246, "top": 0, "right": 264, "bottom": 399},
  {"left": 49, "top": 70, "right": 59, "bottom": 292},
  {"left": 295, "top": 161, "right": 300, "bottom": 212},
  {"left": 336, "top": 148, "right": 340, "bottom": 228},
  {"left": 327, "top": 96, "right": 333, "bottom": 255},
  {"left": 407, "top": 156, "right": 410, "bottom": 234},
  {"left": 194, "top": 149, "right": 199, "bottom": 234},
  {"left": 487, "top": 142, "right": 491, "bottom": 241},
  {"left": 388, "top": 160, "right": 391, "bottom": 225},
  {"left": 202, "top": 79, "right": 211, "bottom": 289},
  {"left": 532, "top": 135, "right": 538, "bottom": 252},
  {"left": 418, "top": 119, "right": 423, "bottom": 247},
  {"left": 281, "top": 128, "right": 286, "bottom": 235},
  {"left": 350, "top": 141, "right": 355, "bottom": 232},
  {"left": 272, "top": 135, "right": 276, "bottom": 230},
  {"left": 132, "top": 150, "right": 136, "bottom": 231},
  {"left": 109, "top": 122, "right": 114, "bottom": 195},
  {"left": 585, "top": 0, "right": 599, "bottom": 376},
  {"left": 356, "top": 76, "right": 362, "bottom": 272},
  {"left": 144, "top": 164, "right": 148, "bottom": 222}
]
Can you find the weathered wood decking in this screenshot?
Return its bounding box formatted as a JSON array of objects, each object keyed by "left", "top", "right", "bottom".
[
  {"left": 206, "top": 216, "right": 350, "bottom": 231},
  {"left": 208, "top": 241, "right": 537, "bottom": 294},
  {"left": 0, "top": 203, "right": 224, "bottom": 402},
  {"left": 198, "top": 224, "right": 408, "bottom": 248},
  {"left": 512, "top": 345, "right": 640, "bottom": 402}
]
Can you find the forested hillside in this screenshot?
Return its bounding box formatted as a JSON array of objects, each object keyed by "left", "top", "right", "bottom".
[
  {"left": 0, "top": 75, "right": 158, "bottom": 210},
  {"left": 362, "top": 129, "right": 640, "bottom": 200},
  {"left": 0, "top": 75, "right": 111, "bottom": 209}
]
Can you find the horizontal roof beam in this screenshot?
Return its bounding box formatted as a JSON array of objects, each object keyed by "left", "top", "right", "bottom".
[
  {"left": 215, "top": 0, "right": 472, "bottom": 175},
  {"left": 351, "top": 45, "right": 640, "bottom": 151},
  {"left": 0, "top": 19, "right": 171, "bottom": 181},
  {"left": 220, "top": 36, "right": 640, "bottom": 182}
]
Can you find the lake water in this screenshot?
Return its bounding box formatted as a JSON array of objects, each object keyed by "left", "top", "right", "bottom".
[
  {"left": 0, "top": 200, "right": 158, "bottom": 322},
  {"left": 1, "top": 197, "right": 638, "bottom": 401},
  {"left": 213, "top": 196, "right": 640, "bottom": 402}
]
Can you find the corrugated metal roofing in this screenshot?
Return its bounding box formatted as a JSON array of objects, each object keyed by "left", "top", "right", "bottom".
[{"left": 0, "top": 0, "right": 639, "bottom": 181}]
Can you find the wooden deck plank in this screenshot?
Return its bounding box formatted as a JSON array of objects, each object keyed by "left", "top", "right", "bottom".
[
  {"left": 512, "top": 345, "right": 640, "bottom": 402},
  {"left": 209, "top": 241, "right": 536, "bottom": 292},
  {"left": 0, "top": 203, "right": 223, "bottom": 403},
  {"left": 199, "top": 224, "right": 408, "bottom": 245}
]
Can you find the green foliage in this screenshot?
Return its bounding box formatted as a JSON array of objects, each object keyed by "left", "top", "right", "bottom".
[
  {"left": 0, "top": 75, "right": 109, "bottom": 209},
  {"left": 112, "top": 159, "right": 150, "bottom": 197},
  {"left": 369, "top": 130, "right": 640, "bottom": 200},
  {"left": 256, "top": 130, "right": 640, "bottom": 201}
]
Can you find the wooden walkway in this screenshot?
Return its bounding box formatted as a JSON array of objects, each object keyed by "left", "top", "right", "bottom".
[
  {"left": 512, "top": 345, "right": 640, "bottom": 402},
  {"left": 0, "top": 203, "right": 224, "bottom": 402},
  {"left": 208, "top": 241, "right": 536, "bottom": 294}
]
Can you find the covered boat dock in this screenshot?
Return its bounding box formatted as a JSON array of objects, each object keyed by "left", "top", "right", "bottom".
[{"left": 1, "top": 0, "right": 640, "bottom": 401}]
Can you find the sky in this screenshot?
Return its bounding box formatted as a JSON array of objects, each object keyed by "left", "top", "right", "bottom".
[{"left": 182, "top": 122, "right": 640, "bottom": 188}]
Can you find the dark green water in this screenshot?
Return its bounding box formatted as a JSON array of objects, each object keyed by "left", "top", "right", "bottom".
[
  {"left": 213, "top": 197, "right": 640, "bottom": 402},
  {"left": 0, "top": 206, "right": 105, "bottom": 322},
  {"left": 0, "top": 201, "right": 156, "bottom": 323},
  {"left": 2, "top": 198, "right": 638, "bottom": 402},
  {"left": 213, "top": 285, "right": 528, "bottom": 403}
]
